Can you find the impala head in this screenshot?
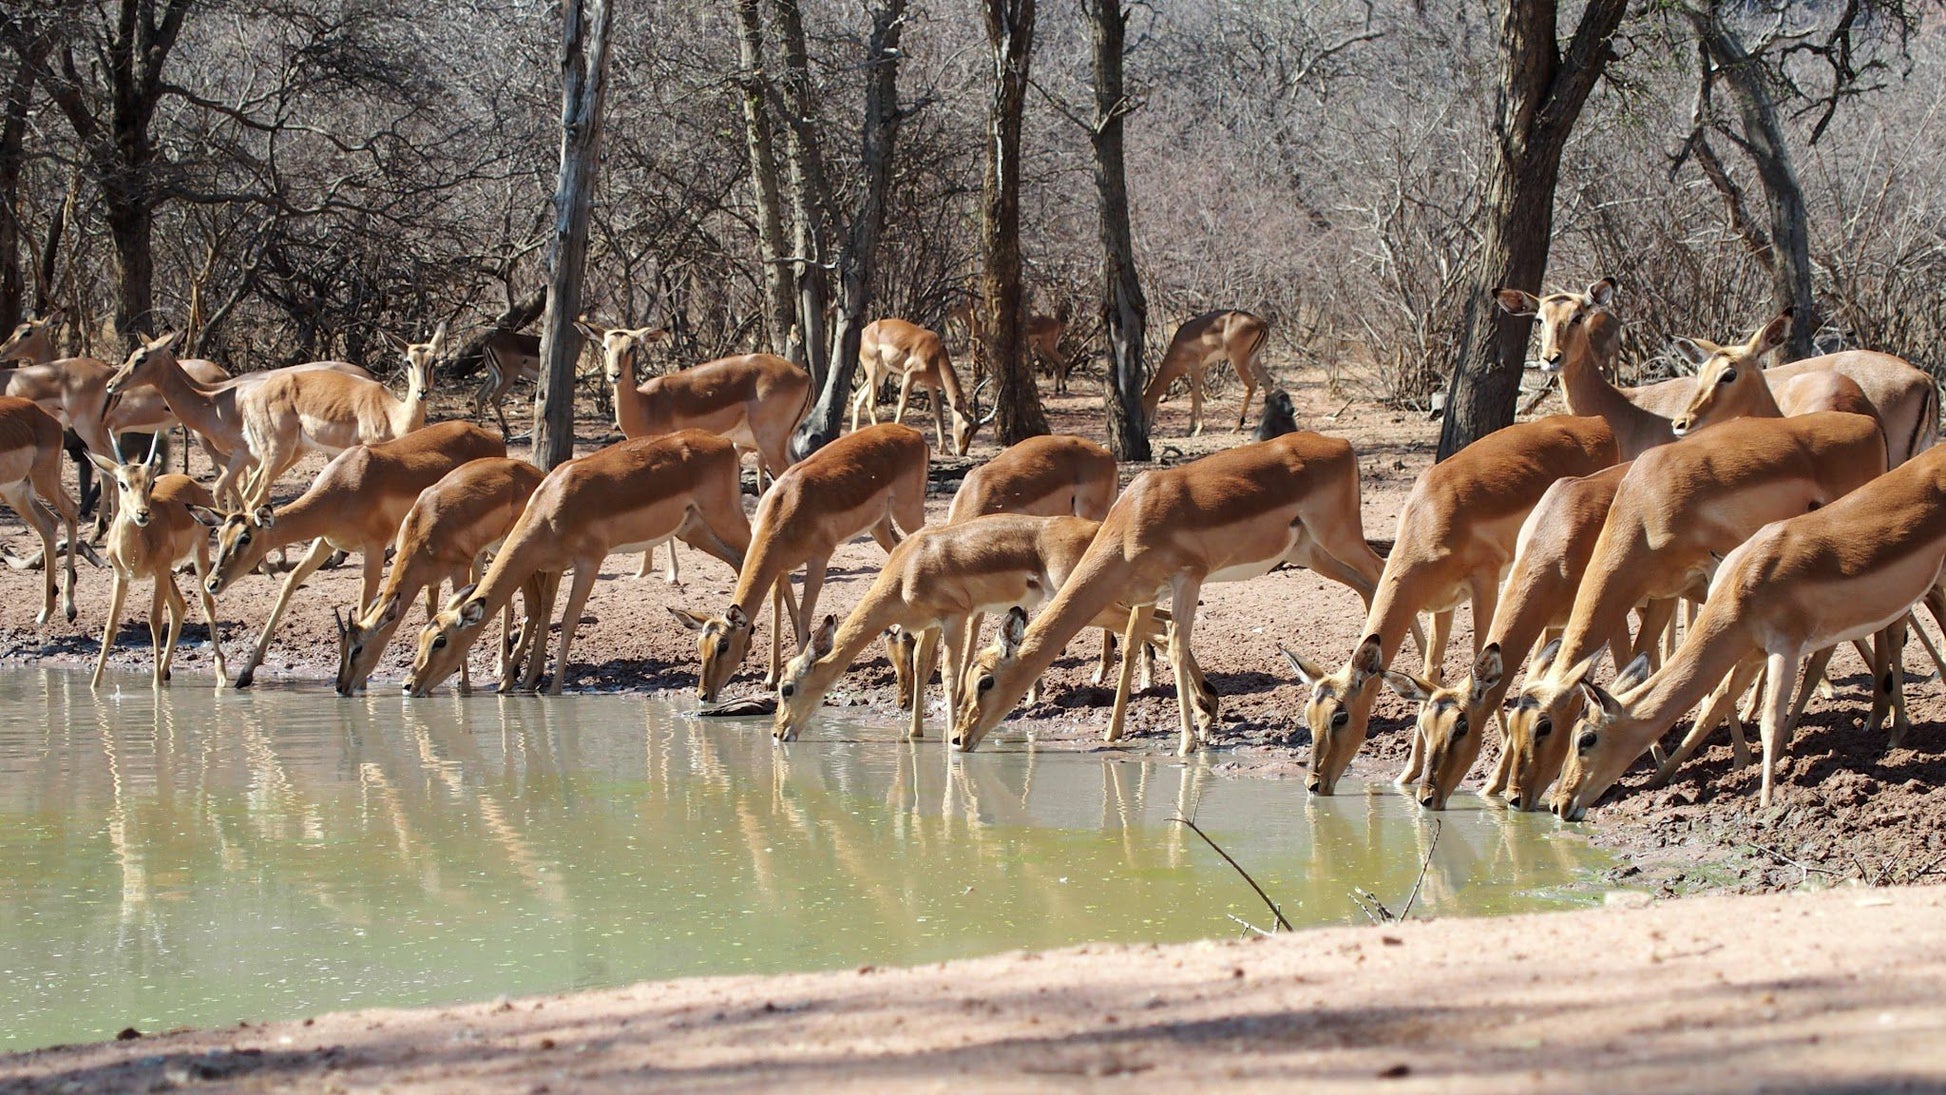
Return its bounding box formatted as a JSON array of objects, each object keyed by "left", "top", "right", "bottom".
[
  {"left": 406, "top": 584, "right": 487, "bottom": 697},
  {"left": 85, "top": 435, "right": 167, "bottom": 528},
  {"left": 389, "top": 321, "right": 447, "bottom": 384},
  {"left": 672, "top": 603, "right": 750, "bottom": 702},
  {"left": 335, "top": 596, "right": 404, "bottom": 696},
  {"left": 949, "top": 375, "right": 999, "bottom": 456},
  {"left": 1669, "top": 310, "right": 1793, "bottom": 437},
  {"left": 773, "top": 614, "right": 839, "bottom": 741},
  {"left": 1502, "top": 643, "right": 1603, "bottom": 811},
  {"left": 886, "top": 625, "right": 918, "bottom": 710},
  {"left": 950, "top": 607, "right": 1029, "bottom": 752},
  {"left": 1551, "top": 653, "right": 1655, "bottom": 821},
  {"left": 0, "top": 307, "right": 60, "bottom": 362},
  {"left": 1387, "top": 643, "right": 1506, "bottom": 811},
  {"left": 108, "top": 330, "right": 184, "bottom": 396},
  {"left": 577, "top": 320, "right": 670, "bottom": 386},
  {"left": 1495, "top": 277, "right": 1620, "bottom": 375},
  {"left": 1283, "top": 637, "right": 1384, "bottom": 796},
  {"left": 204, "top": 506, "right": 280, "bottom": 596}
]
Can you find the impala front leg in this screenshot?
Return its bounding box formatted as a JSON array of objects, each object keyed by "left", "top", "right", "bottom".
[
  {"left": 236, "top": 536, "right": 336, "bottom": 688},
  {"left": 907, "top": 627, "right": 941, "bottom": 740},
  {"left": 1107, "top": 604, "right": 1154, "bottom": 744},
  {"left": 1167, "top": 580, "right": 1205, "bottom": 755}
]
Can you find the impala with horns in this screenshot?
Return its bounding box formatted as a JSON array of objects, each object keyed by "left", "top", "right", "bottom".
[
  {"left": 1502, "top": 411, "right": 1887, "bottom": 809},
  {"left": 951, "top": 431, "right": 1395, "bottom": 756},
  {"left": 1555, "top": 442, "right": 1946, "bottom": 818},
  {"left": 1501, "top": 279, "right": 1936, "bottom": 465},
  {"left": 203, "top": 421, "right": 506, "bottom": 687},
  {"left": 773, "top": 515, "right": 1163, "bottom": 743},
  {"left": 1140, "top": 310, "right": 1272, "bottom": 437},
  {"left": 1670, "top": 308, "right": 1931, "bottom": 467},
  {"left": 409, "top": 431, "right": 754, "bottom": 696},
  {"left": 87, "top": 440, "right": 228, "bottom": 688},
  {"left": 0, "top": 396, "right": 83, "bottom": 624},
  {"left": 851, "top": 318, "right": 992, "bottom": 456},
  {"left": 674, "top": 423, "right": 928, "bottom": 701},
  {"left": 335, "top": 456, "right": 546, "bottom": 695},
  {"left": 1286, "top": 415, "right": 1618, "bottom": 797}
]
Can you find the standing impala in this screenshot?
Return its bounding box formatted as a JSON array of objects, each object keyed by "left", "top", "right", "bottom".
[
  {"left": 851, "top": 318, "right": 992, "bottom": 456},
  {"left": 0, "top": 395, "right": 82, "bottom": 624},
  {"left": 87, "top": 443, "right": 228, "bottom": 688},
  {"left": 0, "top": 309, "right": 61, "bottom": 364},
  {"left": 950, "top": 431, "right": 1394, "bottom": 756},
  {"left": 472, "top": 329, "right": 543, "bottom": 434},
  {"left": 409, "top": 431, "right": 755, "bottom": 696},
  {"left": 1286, "top": 415, "right": 1619, "bottom": 796},
  {"left": 335, "top": 456, "right": 547, "bottom": 695},
  {"left": 203, "top": 421, "right": 506, "bottom": 687},
  {"left": 946, "top": 434, "right": 1118, "bottom": 524},
  {"left": 1502, "top": 412, "right": 1886, "bottom": 808},
  {"left": 1140, "top": 310, "right": 1272, "bottom": 436},
  {"left": 673, "top": 423, "right": 929, "bottom": 701},
  {"left": 1555, "top": 442, "right": 1946, "bottom": 817}
]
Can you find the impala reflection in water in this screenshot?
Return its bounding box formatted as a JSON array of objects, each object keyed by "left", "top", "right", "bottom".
[{"left": 0, "top": 668, "right": 1610, "bottom": 1052}]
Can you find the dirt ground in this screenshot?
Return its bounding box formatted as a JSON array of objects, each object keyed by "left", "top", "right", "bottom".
[
  {"left": 5, "top": 883, "right": 1946, "bottom": 1092},
  {"left": 5, "top": 367, "right": 1946, "bottom": 1087}
]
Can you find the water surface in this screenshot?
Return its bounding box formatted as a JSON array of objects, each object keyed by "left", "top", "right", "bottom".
[{"left": 0, "top": 668, "right": 1610, "bottom": 1051}]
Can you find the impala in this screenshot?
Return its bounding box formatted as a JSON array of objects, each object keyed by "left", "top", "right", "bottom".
[
  {"left": 335, "top": 456, "right": 547, "bottom": 695},
  {"left": 472, "top": 329, "right": 542, "bottom": 434},
  {"left": 1140, "top": 310, "right": 1272, "bottom": 436},
  {"left": 1503, "top": 412, "right": 1886, "bottom": 808},
  {"left": 203, "top": 421, "right": 506, "bottom": 687},
  {"left": 950, "top": 431, "right": 1394, "bottom": 756},
  {"left": 0, "top": 396, "right": 82, "bottom": 623},
  {"left": 87, "top": 442, "right": 228, "bottom": 688},
  {"left": 409, "top": 431, "right": 754, "bottom": 696},
  {"left": 946, "top": 434, "right": 1119, "bottom": 524},
  {"left": 851, "top": 318, "right": 992, "bottom": 456},
  {"left": 1286, "top": 415, "right": 1619, "bottom": 796},
  {"left": 1556, "top": 442, "right": 1946, "bottom": 815},
  {"left": 0, "top": 309, "right": 61, "bottom": 364},
  {"left": 773, "top": 515, "right": 1161, "bottom": 742},
  {"left": 674, "top": 422, "right": 929, "bottom": 701}
]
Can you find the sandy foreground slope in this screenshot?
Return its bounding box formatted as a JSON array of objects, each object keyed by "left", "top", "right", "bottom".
[{"left": 3, "top": 883, "right": 1943, "bottom": 1093}]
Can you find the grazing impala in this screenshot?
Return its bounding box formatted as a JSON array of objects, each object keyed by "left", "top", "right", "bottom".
[
  {"left": 1285, "top": 415, "right": 1618, "bottom": 796},
  {"left": 1556, "top": 442, "right": 1946, "bottom": 816},
  {"left": 674, "top": 423, "right": 929, "bottom": 701},
  {"left": 0, "top": 396, "right": 82, "bottom": 623},
  {"left": 472, "top": 329, "right": 543, "bottom": 434},
  {"left": 334, "top": 456, "right": 547, "bottom": 695},
  {"left": 1141, "top": 310, "right": 1272, "bottom": 436},
  {"left": 203, "top": 421, "right": 506, "bottom": 687},
  {"left": 946, "top": 434, "right": 1118, "bottom": 524},
  {"left": 408, "top": 431, "right": 754, "bottom": 696},
  {"left": 1502, "top": 412, "right": 1887, "bottom": 808},
  {"left": 950, "top": 432, "right": 1394, "bottom": 756},
  {"left": 1670, "top": 308, "right": 1928, "bottom": 466},
  {"left": 773, "top": 515, "right": 1162, "bottom": 742},
  {"left": 852, "top": 318, "right": 992, "bottom": 456},
  {"left": 1503, "top": 279, "right": 1936, "bottom": 464},
  {"left": 87, "top": 443, "right": 228, "bottom": 688}
]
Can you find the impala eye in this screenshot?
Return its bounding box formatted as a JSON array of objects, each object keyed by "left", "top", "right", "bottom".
[
  {"left": 1568, "top": 314, "right": 1583, "bottom": 326},
  {"left": 1535, "top": 716, "right": 1553, "bottom": 739},
  {"left": 1719, "top": 368, "right": 1737, "bottom": 384},
  {"left": 715, "top": 640, "right": 729, "bottom": 656},
  {"left": 780, "top": 684, "right": 795, "bottom": 699},
  {"left": 431, "top": 636, "right": 447, "bottom": 650},
  {"left": 977, "top": 676, "right": 995, "bottom": 693},
  {"left": 1330, "top": 710, "right": 1350, "bottom": 730},
  {"left": 1452, "top": 714, "right": 1468, "bottom": 739},
  {"left": 1577, "top": 730, "right": 1598, "bottom": 753}
]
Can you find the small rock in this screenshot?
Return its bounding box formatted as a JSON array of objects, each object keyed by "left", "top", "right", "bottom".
[
  {"left": 115, "top": 1027, "right": 142, "bottom": 1041},
  {"left": 1378, "top": 1063, "right": 1411, "bottom": 1079}
]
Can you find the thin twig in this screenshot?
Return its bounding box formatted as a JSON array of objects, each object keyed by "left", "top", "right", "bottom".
[
  {"left": 1227, "top": 913, "right": 1274, "bottom": 938},
  {"left": 1399, "top": 819, "right": 1442, "bottom": 920},
  {"left": 1352, "top": 887, "right": 1394, "bottom": 923},
  {"left": 1172, "top": 815, "right": 1293, "bottom": 932}
]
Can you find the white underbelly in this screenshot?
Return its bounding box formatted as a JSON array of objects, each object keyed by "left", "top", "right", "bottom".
[{"left": 1205, "top": 524, "right": 1302, "bottom": 585}]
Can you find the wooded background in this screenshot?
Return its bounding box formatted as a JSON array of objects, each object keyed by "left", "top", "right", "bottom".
[{"left": 1, "top": 1, "right": 1937, "bottom": 460}]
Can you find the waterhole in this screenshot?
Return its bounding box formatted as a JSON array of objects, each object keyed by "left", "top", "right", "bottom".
[{"left": 0, "top": 668, "right": 1611, "bottom": 1051}]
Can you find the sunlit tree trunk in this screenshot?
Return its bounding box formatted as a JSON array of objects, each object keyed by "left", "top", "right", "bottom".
[
  {"left": 770, "top": 0, "right": 832, "bottom": 383},
  {"left": 981, "top": 0, "right": 1047, "bottom": 443},
  {"left": 1089, "top": 0, "right": 1149, "bottom": 461},
  {"left": 733, "top": 0, "right": 794, "bottom": 358}
]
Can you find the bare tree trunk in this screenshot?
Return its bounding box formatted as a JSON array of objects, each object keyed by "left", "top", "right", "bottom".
[
  {"left": 1436, "top": 0, "right": 1628, "bottom": 460},
  {"left": 0, "top": 30, "right": 46, "bottom": 331},
  {"left": 1691, "top": 11, "right": 1817, "bottom": 361},
  {"left": 792, "top": 0, "right": 909, "bottom": 460},
  {"left": 771, "top": 0, "right": 832, "bottom": 384},
  {"left": 733, "top": 0, "right": 794, "bottom": 358},
  {"left": 981, "top": 0, "right": 1047, "bottom": 444},
  {"left": 532, "top": 0, "right": 615, "bottom": 471},
  {"left": 1088, "top": 0, "right": 1149, "bottom": 462}
]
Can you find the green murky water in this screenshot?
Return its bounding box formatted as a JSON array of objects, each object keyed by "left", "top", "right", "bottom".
[{"left": 0, "top": 668, "right": 1611, "bottom": 1051}]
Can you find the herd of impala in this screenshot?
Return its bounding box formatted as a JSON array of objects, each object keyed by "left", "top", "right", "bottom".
[{"left": 3, "top": 285, "right": 1943, "bottom": 821}]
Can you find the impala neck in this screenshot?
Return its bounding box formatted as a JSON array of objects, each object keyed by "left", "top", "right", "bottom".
[
  {"left": 802, "top": 580, "right": 913, "bottom": 705},
  {"left": 1551, "top": 516, "right": 1654, "bottom": 673},
  {"left": 1554, "top": 322, "right": 1670, "bottom": 457},
  {"left": 148, "top": 352, "right": 226, "bottom": 430},
  {"left": 1604, "top": 606, "right": 1753, "bottom": 759},
  {"left": 991, "top": 541, "right": 1139, "bottom": 709},
  {"left": 932, "top": 351, "right": 969, "bottom": 413},
  {"left": 612, "top": 369, "right": 657, "bottom": 438},
  {"left": 728, "top": 513, "right": 799, "bottom": 619}
]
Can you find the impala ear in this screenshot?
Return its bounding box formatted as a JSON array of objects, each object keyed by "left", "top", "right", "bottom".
[
  {"left": 85, "top": 451, "right": 119, "bottom": 475},
  {"left": 444, "top": 583, "right": 479, "bottom": 612},
  {"left": 1381, "top": 670, "right": 1435, "bottom": 703},
  {"left": 1577, "top": 679, "right": 1625, "bottom": 722},
  {"left": 252, "top": 505, "right": 275, "bottom": 528},
  {"left": 1349, "top": 635, "right": 1384, "bottom": 683},
  {"left": 1530, "top": 637, "right": 1564, "bottom": 679},
  {"left": 1614, "top": 651, "right": 1654, "bottom": 693},
  {"left": 810, "top": 614, "right": 837, "bottom": 658},
  {"left": 668, "top": 607, "right": 710, "bottom": 632},
  {"left": 430, "top": 320, "right": 449, "bottom": 352},
  {"left": 381, "top": 331, "right": 408, "bottom": 352},
  {"left": 458, "top": 597, "right": 488, "bottom": 627},
  {"left": 999, "top": 605, "right": 1029, "bottom": 652},
  {"left": 1472, "top": 643, "right": 1505, "bottom": 695},
  {"left": 1278, "top": 643, "right": 1328, "bottom": 688},
  {"left": 1493, "top": 288, "right": 1540, "bottom": 317},
  {"left": 1750, "top": 309, "right": 1792, "bottom": 357},
  {"left": 726, "top": 604, "right": 750, "bottom": 630},
  {"left": 379, "top": 597, "right": 401, "bottom": 625},
  {"left": 1586, "top": 277, "right": 1618, "bottom": 307},
  {"left": 1670, "top": 337, "right": 1713, "bottom": 367},
  {"left": 189, "top": 505, "right": 224, "bottom": 528},
  {"left": 573, "top": 320, "right": 603, "bottom": 343},
  {"left": 154, "top": 329, "right": 183, "bottom": 351}
]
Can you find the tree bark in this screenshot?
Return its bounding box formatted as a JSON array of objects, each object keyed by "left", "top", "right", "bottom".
[
  {"left": 532, "top": 0, "right": 616, "bottom": 471},
  {"left": 981, "top": 0, "right": 1047, "bottom": 444},
  {"left": 1691, "top": 11, "right": 1817, "bottom": 361},
  {"left": 769, "top": 0, "right": 832, "bottom": 383},
  {"left": 1088, "top": 0, "right": 1149, "bottom": 462},
  {"left": 791, "top": 0, "right": 909, "bottom": 460},
  {"left": 0, "top": 29, "right": 47, "bottom": 331},
  {"left": 1436, "top": 0, "right": 1628, "bottom": 460},
  {"left": 732, "top": 0, "right": 794, "bottom": 358}
]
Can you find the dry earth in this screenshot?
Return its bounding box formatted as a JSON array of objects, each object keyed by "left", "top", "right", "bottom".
[{"left": 4, "top": 368, "right": 1946, "bottom": 1088}]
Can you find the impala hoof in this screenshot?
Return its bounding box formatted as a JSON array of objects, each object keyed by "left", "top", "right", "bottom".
[{"left": 235, "top": 668, "right": 256, "bottom": 689}]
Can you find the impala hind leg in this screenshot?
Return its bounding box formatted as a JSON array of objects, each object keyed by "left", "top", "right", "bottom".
[
  {"left": 1759, "top": 651, "right": 1801, "bottom": 808},
  {"left": 2, "top": 485, "right": 61, "bottom": 625},
  {"left": 1187, "top": 369, "right": 1205, "bottom": 437},
  {"left": 515, "top": 572, "right": 563, "bottom": 692},
  {"left": 1167, "top": 582, "right": 1206, "bottom": 755},
  {"left": 544, "top": 564, "right": 600, "bottom": 696},
  {"left": 191, "top": 545, "right": 228, "bottom": 684},
  {"left": 907, "top": 627, "right": 941, "bottom": 740},
  {"left": 1107, "top": 605, "right": 1154, "bottom": 744}
]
